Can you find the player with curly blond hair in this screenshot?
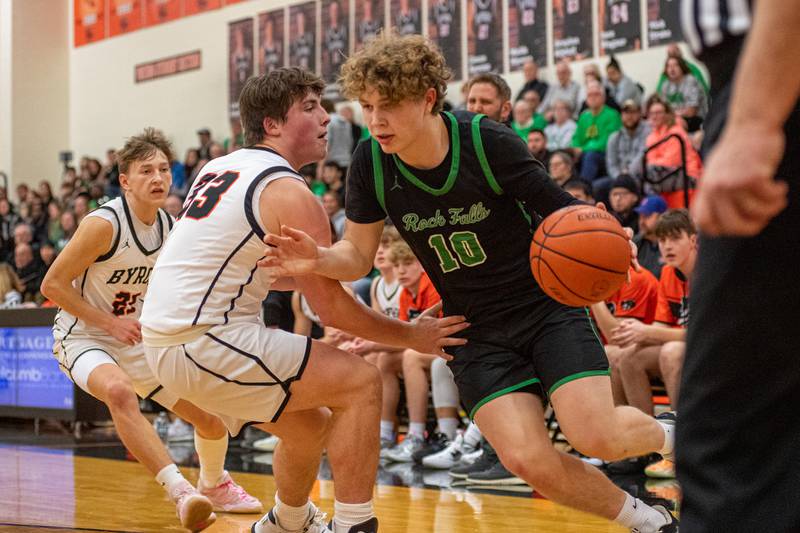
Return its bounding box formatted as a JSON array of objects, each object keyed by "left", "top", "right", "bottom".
[{"left": 264, "top": 32, "right": 679, "bottom": 532}]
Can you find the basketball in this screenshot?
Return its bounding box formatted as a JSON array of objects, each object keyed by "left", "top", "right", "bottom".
[{"left": 530, "top": 205, "right": 630, "bottom": 307}]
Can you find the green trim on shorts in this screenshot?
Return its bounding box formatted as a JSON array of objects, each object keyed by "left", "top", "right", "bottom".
[
  {"left": 548, "top": 369, "right": 611, "bottom": 397},
  {"left": 469, "top": 377, "right": 541, "bottom": 420},
  {"left": 584, "top": 307, "right": 604, "bottom": 346}
]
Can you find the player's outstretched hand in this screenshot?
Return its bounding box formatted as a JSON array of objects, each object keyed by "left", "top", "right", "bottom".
[
  {"left": 110, "top": 317, "right": 142, "bottom": 346},
  {"left": 596, "top": 202, "right": 641, "bottom": 273},
  {"left": 259, "top": 225, "right": 320, "bottom": 277},
  {"left": 692, "top": 127, "right": 788, "bottom": 236},
  {"left": 409, "top": 306, "right": 469, "bottom": 361}
]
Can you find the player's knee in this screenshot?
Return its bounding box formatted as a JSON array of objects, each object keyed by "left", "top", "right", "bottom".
[
  {"left": 351, "top": 362, "right": 381, "bottom": 404},
  {"left": 498, "top": 447, "right": 561, "bottom": 489},
  {"left": 102, "top": 378, "right": 138, "bottom": 412},
  {"left": 376, "top": 352, "right": 397, "bottom": 372},
  {"left": 569, "top": 429, "right": 625, "bottom": 461},
  {"left": 191, "top": 410, "right": 226, "bottom": 436},
  {"left": 615, "top": 348, "right": 643, "bottom": 371},
  {"left": 659, "top": 342, "right": 685, "bottom": 372}
]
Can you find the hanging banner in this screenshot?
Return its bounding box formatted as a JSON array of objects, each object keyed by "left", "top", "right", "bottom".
[
  {"left": 108, "top": 0, "right": 144, "bottom": 37},
  {"left": 508, "top": 0, "right": 547, "bottom": 70},
  {"left": 185, "top": 0, "right": 221, "bottom": 16},
  {"left": 74, "top": 0, "right": 106, "bottom": 47},
  {"left": 321, "top": 0, "right": 349, "bottom": 83},
  {"left": 355, "top": 0, "right": 384, "bottom": 50},
  {"left": 429, "top": 0, "right": 462, "bottom": 80},
  {"left": 599, "top": 0, "right": 641, "bottom": 54},
  {"left": 258, "top": 9, "right": 285, "bottom": 75},
  {"left": 229, "top": 18, "right": 254, "bottom": 120},
  {"left": 289, "top": 2, "right": 317, "bottom": 73},
  {"left": 647, "top": 0, "right": 683, "bottom": 46},
  {"left": 144, "top": 0, "right": 181, "bottom": 26},
  {"left": 553, "top": 0, "right": 593, "bottom": 61},
  {"left": 391, "top": 0, "right": 422, "bottom": 36},
  {"left": 467, "top": 0, "right": 502, "bottom": 75}
]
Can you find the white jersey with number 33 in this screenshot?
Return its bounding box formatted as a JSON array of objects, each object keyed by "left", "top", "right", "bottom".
[{"left": 141, "top": 147, "right": 303, "bottom": 346}]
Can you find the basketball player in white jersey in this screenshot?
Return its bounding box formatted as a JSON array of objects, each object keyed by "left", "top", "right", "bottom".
[
  {"left": 140, "top": 68, "right": 468, "bottom": 533},
  {"left": 41, "top": 129, "right": 261, "bottom": 532}
]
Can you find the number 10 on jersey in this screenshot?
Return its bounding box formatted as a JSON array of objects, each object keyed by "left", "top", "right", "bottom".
[{"left": 428, "top": 231, "right": 487, "bottom": 273}]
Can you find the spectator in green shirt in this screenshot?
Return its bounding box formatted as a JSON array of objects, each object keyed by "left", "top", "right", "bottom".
[
  {"left": 571, "top": 81, "right": 622, "bottom": 182},
  {"left": 511, "top": 99, "right": 547, "bottom": 142}
]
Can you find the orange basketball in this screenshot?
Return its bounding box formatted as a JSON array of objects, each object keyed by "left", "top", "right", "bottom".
[{"left": 530, "top": 205, "right": 630, "bottom": 307}]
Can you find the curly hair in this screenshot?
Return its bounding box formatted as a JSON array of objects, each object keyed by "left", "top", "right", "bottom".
[
  {"left": 339, "top": 30, "right": 451, "bottom": 114},
  {"left": 117, "top": 128, "right": 173, "bottom": 174}
]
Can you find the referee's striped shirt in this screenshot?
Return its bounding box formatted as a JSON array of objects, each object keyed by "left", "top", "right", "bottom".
[{"left": 681, "top": 0, "right": 753, "bottom": 55}]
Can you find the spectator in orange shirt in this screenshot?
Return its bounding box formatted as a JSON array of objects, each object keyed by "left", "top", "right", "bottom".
[
  {"left": 605, "top": 209, "right": 696, "bottom": 479},
  {"left": 609, "top": 209, "right": 696, "bottom": 415},
  {"left": 644, "top": 97, "right": 703, "bottom": 208},
  {"left": 590, "top": 266, "right": 659, "bottom": 407},
  {"left": 382, "top": 241, "right": 462, "bottom": 463}
]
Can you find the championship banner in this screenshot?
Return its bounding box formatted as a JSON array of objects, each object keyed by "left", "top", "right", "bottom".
[
  {"left": 508, "top": 0, "right": 547, "bottom": 71},
  {"left": 599, "top": 0, "right": 641, "bottom": 55},
  {"left": 229, "top": 18, "right": 254, "bottom": 120},
  {"left": 467, "top": 0, "right": 502, "bottom": 76},
  {"left": 108, "top": 0, "right": 144, "bottom": 37},
  {"left": 428, "top": 0, "right": 462, "bottom": 80},
  {"left": 184, "top": 0, "right": 221, "bottom": 16},
  {"left": 321, "top": 0, "right": 349, "bottom": 83},
  {"left": 355, "top": 0, "right": 384, "bottom": 51},
  {"left": 258, "top": 9, "right": 285, "bottom": 75},
  {"left": 74, "top": 0, "right": 105, "bottom": 47},
  {"left": 647, "top": 0, "right": 683, "bottom": 46},
  {"left": 391, "top": 0, "right": 422, "bottom": 36},
  {"left": 289, "top": 2, "right": 317, "bottom": 73},
  {"left": 144, "top": 0, "right": 181, "bottom": 27},
  {"left": 553, "top": 0, "right": 593, "bottom": 61}
]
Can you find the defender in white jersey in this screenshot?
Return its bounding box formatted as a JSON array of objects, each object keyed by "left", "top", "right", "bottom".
[
  {"left": 140, "top": 68, "right": 468, "bottom": 533},
  {"left": 41, "top": 129, "right": 261, "bottom": 532}
]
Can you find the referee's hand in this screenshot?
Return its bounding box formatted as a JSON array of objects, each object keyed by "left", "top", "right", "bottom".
[{"left": 693, "top": 127, "right": 788, "bottom": 236}]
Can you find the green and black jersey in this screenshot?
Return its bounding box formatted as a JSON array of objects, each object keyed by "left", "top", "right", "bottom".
[{"left": 346, "top": 111, "right": 580, "bottom": 343}]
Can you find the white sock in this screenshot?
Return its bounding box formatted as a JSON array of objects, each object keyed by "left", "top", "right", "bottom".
[
  {"left": 274, "top": 494, "right": 311, "bottom": 530},
  {"left": 408, "top": 422, "right": 426, "bottom": 439},
  {"left": 333, "top": 500, "right": 373, "bottom": 533},
  {"left": 156, "top": 463, "right": 190, "bottom": 499},
  {"left": 379, "top": 420, "right": 395, "bottom": 442},
  {"left": 614, "top": 492, "right": 667, "bottom": 532},
  {"left": 463, "top": 422, "right": 483, "bottom": 448},
  {"left": 195, "top": 430, "right": 228, "bottom": 487},
  {"left": 437, "top": 417, "right": 459, "bottom": 440},
  {"left": 657, "top": 421, "right": 675, "bottom": 457}
]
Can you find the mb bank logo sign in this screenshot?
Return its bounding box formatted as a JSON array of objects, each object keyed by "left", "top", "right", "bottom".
[{"left": 0, "top": 327, "right": 73, "bottom": 409}]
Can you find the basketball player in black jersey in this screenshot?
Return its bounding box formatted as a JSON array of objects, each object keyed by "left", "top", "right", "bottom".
[
  {"left": 262, "top": 33, "right": 678, "bottom": 532},
  {"left": 680, "top": 1, "right": 800, "bottom": 530}
]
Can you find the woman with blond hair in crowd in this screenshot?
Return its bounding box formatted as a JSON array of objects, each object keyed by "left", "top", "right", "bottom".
[{"left": 0, "top": 263, "right": 23, "bottom": 309}]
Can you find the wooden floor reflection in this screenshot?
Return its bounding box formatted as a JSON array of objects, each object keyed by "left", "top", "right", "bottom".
[{"left": 0, "top": 446, "right": 624, "bottom": 532}]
